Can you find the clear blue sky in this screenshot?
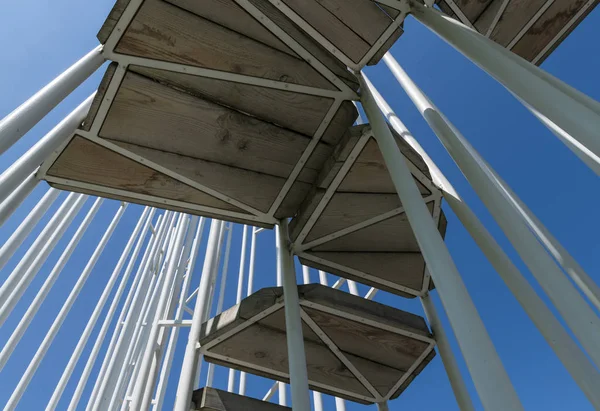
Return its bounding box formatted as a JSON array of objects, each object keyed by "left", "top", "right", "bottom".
[{"left": 0, "top": 1, "right": 599, "bottom": 410}]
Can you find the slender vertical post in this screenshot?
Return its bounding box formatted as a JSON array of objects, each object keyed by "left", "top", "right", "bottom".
[
  {"left": 359, "top": 73, "right": 523, "bottom": 411},
  {"left": 0, "top": 46, "right": 103, "bottom": 155},
  {"left": 0, "top": 94, "right": 94, "bottom": 204},
  {"left": 5, "top": 202, "right": 126, "bottom": 411},
  {"left": 175, "top": 219, "right": 224, "bottom": 411},
  {"left": 335, "top": 398, "right": 347, "bottom": 411},
  {"left": 229, "top": 225, "right": 248, "bottom": 393},
  {"left": 377, "top": 402, "right": 390, "bottom": 411},
  {"left": 277, "top": 219, "right": 311, "bottom": 411},
  {"left": 0, "top": 197, "right": 103, "bottom": 371},
  {"left": 0, "top": 188, "right": 60, "bottom": 271},
  {"left": 240, "top": 225, "right": 259, "bottom": 396},
  {"left": 421, "top": 295, "right": 476, "bottom": 411},
  {"left": 0, "top": 171, "right": 38, "bottom": 227},
  {"left": 383, "top": 57, "right": 600, "bottom": 369},
  {"left": 409, "top": 2, "right": 600, "bottom": 171}
]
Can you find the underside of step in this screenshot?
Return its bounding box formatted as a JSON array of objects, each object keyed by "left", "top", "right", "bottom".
[
  {"left": 191, "top": 387, "right": 291, "bottom": 411},
  {"left": 199, "top": 285, "right": 436, "bottom": 405}
]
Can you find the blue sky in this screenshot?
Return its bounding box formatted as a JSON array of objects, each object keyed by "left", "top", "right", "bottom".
[{"left": 0, "top": 1, "right": 599, "bottom": 410}]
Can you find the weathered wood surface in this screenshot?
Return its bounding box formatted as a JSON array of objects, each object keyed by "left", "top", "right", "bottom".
[
  {"left": 191, "top": 387, "right": 291, "bottom": 411},
  {"left": 439, "top": 0, "right": 495, "bottom": 23},
  {"left": 82, "top": 62, "right": 118, "bottom": 131},
  {"left": 368, "top": 26, "right": 404, "bottom": 66},
  {"left": 97, "top": 0, "right": 131, "bottom": 43},
  {"left": 115, "top": 0, "right": 335, "bottom": 89},
  {"left": 47, "top": 136, "right": 242, "bottom": 211},
  {"left": 480, "top": 0, "right": 549, "bottom": 46}
]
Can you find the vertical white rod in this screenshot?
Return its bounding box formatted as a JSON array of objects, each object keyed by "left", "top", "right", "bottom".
[
  {"left": 94, "top": 212, "right": 174, "bottom": 411},
  {"left": 273, "top": 227, "right": 287, "bottom": 405},
  {"left": 0, "top": 188, "right": 60, "bottom": 271},
  {"left": 384, "top": 57, "right": 600, "bottom": 369},
  {"left": 229, "top": 225, "right": 248, "bottom": 393},
  {"left": 347, "top": 280, "right": 359, "bottom": 296},
  {"left": 0, "top": 94, "right": 94, "bottom": 204},
  {"left": 5, "top": 202, "right": 126, "bottom": 411},
  {"left": 86, "top": 213, "right": 162, "bottom": 411},
  {"left": 0, "top": 197, "right": 103, "bottom": 371},
  {"left": 174, "top": 219, "right": 224, "bottom": 411},
  {"left": 0, "top": 171, "right": 38, "bottom": 227},
  {"left": 277, "top": 219, "right": 311, "bottom": 411},
  {"left": 48, "top": 206, "right": 148, "bottom": 409},
  {"left": 240, "top": 225, "right": 259, "bottom": 396},
  {"left": 131, "top": 214, "right": 190, "bottom": 410},
  {"left": 0, "top": 193, "right": 87, "bottom": 326},
  {"left": 302, "top": 265, "right": 311, "bottom": 284},
  {"left": 335, "top": 397, "right": 347, "bottom": 411},
  {"left": 0, "top": 46, "right": 103, "bottom": 155},
  {"left": 154, "top": 217, "right": 206, "bottom": 411},
  {"left": 301, "top": 265, "right": 323, "bottom": 411},
  {"left": 421, "top": 295, "right": 476, "bottom": 411},
  {"left": 359, "top": 73, "right": 523, "bottom": 411},
  {"left": 318, "top": 270, "right": 328, "bottom": 286},
  {"left": 72, "top": 208, "right": 155, "bottom": 411},
  {"left": 409, "top": 2, "right": 600, "bottom": 169}
]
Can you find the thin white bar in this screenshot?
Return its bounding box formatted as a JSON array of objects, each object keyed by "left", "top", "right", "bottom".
[
  {"left": 263, "top": 382, "right": 279, "bottom": 401},
  {"left": 0, "top": 188, "right": 60, "bottom": 271},
  {"left": 0, "top": 171, "right": 38, "bottom": 227},
  {"left": 359, "top": 73, "right": 523, "bottom": 411},
  {"left": 6, "top": 202, "right": 126, "bottom": 411},
  {"left": 229, "top": 225, "right": 248, "bottom": 393},
  {"left": 0, "top": 46, "right": 103, "bottom": 155}
]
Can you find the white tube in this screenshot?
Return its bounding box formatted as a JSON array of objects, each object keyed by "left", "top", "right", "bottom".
[
  {"left": 359, "top": 73, "right": 523, "bottom": 411},
  {"left": 240, "top": 225, "right": 259, "bottom": 396},
  {"left": 229, "top": 225, "right": 248, "bottom": 393},
  {"left": 0, "top": 171, "right": 38, "bottom": 227},
  {"left": 0, "top": 46, "right": 103, "bottom": 155}
]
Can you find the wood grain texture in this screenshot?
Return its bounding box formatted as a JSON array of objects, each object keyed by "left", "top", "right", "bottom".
[
  {"left": 391, "top": 349, "right": 436, "bottom": 399},
  {"left": 368, "top": 26, "right": 404, "bottom": 66},
  {"left": 281, "top": 0, "right": 371, "bottom": 63},
  {"left": 82, "top": 63, "right": 118, "bottom": 131},
  {"left": 101, "top": 71, "right": 331, "bottom": 180},
  {"left": 48, "top": 183, "right": 273, "bottom": 228},
  {"left": 313, "top": 0, "right": 393, "bottom": 45},
  {"left": 130, "top": 66, "right": 353, "bottom": 145},
  {"left": 47, "top": 136, "right": 242, "bottom": 211},
  {"left": 97, "top": 0, "right": 131, "bottom": 43},
  {"left": 512, "top": 0, "right": 591, "bottom": 61},
  {"left": 116, "top": 0, "right": 334, "bottom": 89},
  {"left": 484, "top": 0, "right": 548, "bottom": 47},
  {"left": 192, "top": 387, "right": 291, "bottom": 411},
  {"left": 345, "top": 352, "right": 405, "bottom": 396},
  {"left": 441, "top": 0, "right": 495, "bottom": 22}
]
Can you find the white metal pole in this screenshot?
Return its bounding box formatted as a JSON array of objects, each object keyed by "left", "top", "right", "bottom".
[
  {"left": 5, "top": 201, "right": 126, "bottom": 411},
  {"left": 0, "top": 46, "right": 103, "bottom": 155},
  {"left": 347, "top": 280, "right": 359, "bottom": 296},
  {"left": 421, "top": 295, "right": 476, "bottom": 411},
  {"left": 48, "top": 206, "right": 148, "bottom": 409},
  {"left": 94, "top": 212, "right": 174, "bottom": 411},
  {"left": 359, "top": 73, "right": 523, "bottom": 411},
  {"left": 0, "top": 197, "right": 103, "bottom": 371},
  {"left": 318, "top": 270, "right": 328, "bottom": 286},
  {"left": 86, "top": 212, "right": 162, "bottom": 411},
  {"left": 240, "top": 225, "right": 259, "bottom": 396},
  {"left": 154, "top": 217, "right": 206, "bottom": 411},
  {"left": 229, "top": 225, "right": 248, "bottom": 393},
  {"left": 302, "top": 265, "right": 311, "bottom": 284},
  {"left": 0, "top": 94, "right": 94, "bottom": 204},
  {"left": 174, "top": 219, "right": 224, "bottom": 411},
  {"left": 0, "top": 193, "right": 87, "bottom": 326},
  {"left": 0, "top": 188, "right": 60, "bottom": 271},
  {"left": 335, "top": 397, "right": 347, "bottom": 411},
  {"left": 277, "top": 219, "right": 311, "bottom": 411},
  {"left": 131, "top": 214, "right": 190, "bottom": 410},
  {"left": 272, "top": 227, "right": 287, "bottom": 405},
  {"left": 383, "top": 58, "right": 600, "bottom": 369},
  {"left": 409, "top": 2, "right": 600, "bottom": 170},
  {"left": 0, "top": 171, "right": 38, "bottom": 227}
]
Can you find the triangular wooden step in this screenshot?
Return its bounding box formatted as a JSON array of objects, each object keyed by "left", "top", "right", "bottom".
[
  {"left": 191, "top": 387, "right": 290, "bottom": 411},
  {"left": 199, "top": 284, "right": 435, "bottom": 404}
]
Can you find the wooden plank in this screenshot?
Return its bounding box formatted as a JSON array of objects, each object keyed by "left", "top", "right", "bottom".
[
  {"left": 193, "top": 387, "right": 291, "bottom": 411},
  {"left": 247, "top": 0, "right": 360, "bottom": 90},
  {"left": 281, "top": 0, "right": 371, "bottom": 63},
  {"left": 167, "top": 0, "right": 297, "bottom": 57},
  {"left": 313, "top": 0, "right": 393, "bottom": 45},
  {"left": 311, "top": 204, "right": 435, "bottom": 252},
  {"left": 298, "top": 284, "right": 431, "bottom": 336},
  {"left": 441, "top": 0, "right": 495, "bottom": 22},
  {"left": 258, "top": 306, "right": 325, "bottom": 345},
  {"left": 474, "top": 0, "right": 506, "bottom": 34},
  {"left": 367, "top": 26, "right": 404, "bottom": 66},
  {"left": 82, "top": 63, "right": 118, "bottom": 131},
  {"left": 47, "top": 136, "right": 243, "bottom": 211},
  {"left": 305, "top": 192, "right": 402, "bottom": 242},
  {"left": 376, "top": 2, "right": 401, "bottom": 18},
  {"left": 102, "top": 71, "right": 332, "bottom": 178},
  {"left": 512, "top": 0, "right": 591, "bottom": 61},
  {"left": 208, "top": 323, "right": 372, "bottom": 397},
  {"left": 391, "top": 350, "right": 436, "bottom": 399},
  {"left": 48, "top": 183, "right": 272, "bottom": 228},
  {"left": 289, "top": 187, "right": 325, "bottom": 241},
  {"left": 274, "top": 181, "right": 314, "bottom": 219},
  {"left": 115, "top": 0, "right": 335, "bottom": 89},
  {"left": 485, "top": 0, "right": 548, "bottom": 47},
  {"left": 303, "top": 306, "right": 428, "bottom": 370},
  {"left": 129, "top": 66, "right": 352, "bottom": 145},
  {"left": 345, "top": 353, "right": 405, "bottom": 397},
  {"left": 97, "top": 0, "right": 131, "bottom": 43}
]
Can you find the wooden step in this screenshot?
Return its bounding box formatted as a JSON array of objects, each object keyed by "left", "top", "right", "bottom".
[
  {"left": 291, "top": 124, "right": 445, "bottom": 298},
  {"left": 191, "top": 387, "right": 290, "bottom": 411},
  {"left": 199, "top": 285, "right": 436, "bottom": 405}
]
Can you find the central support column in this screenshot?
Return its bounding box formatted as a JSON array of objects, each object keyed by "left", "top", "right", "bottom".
[
  {"left": 277, "top": 219, "right": 311, "bottom": 411},
  {"left": 358, "top": 73, "right": 523, "bottom": 411}
]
